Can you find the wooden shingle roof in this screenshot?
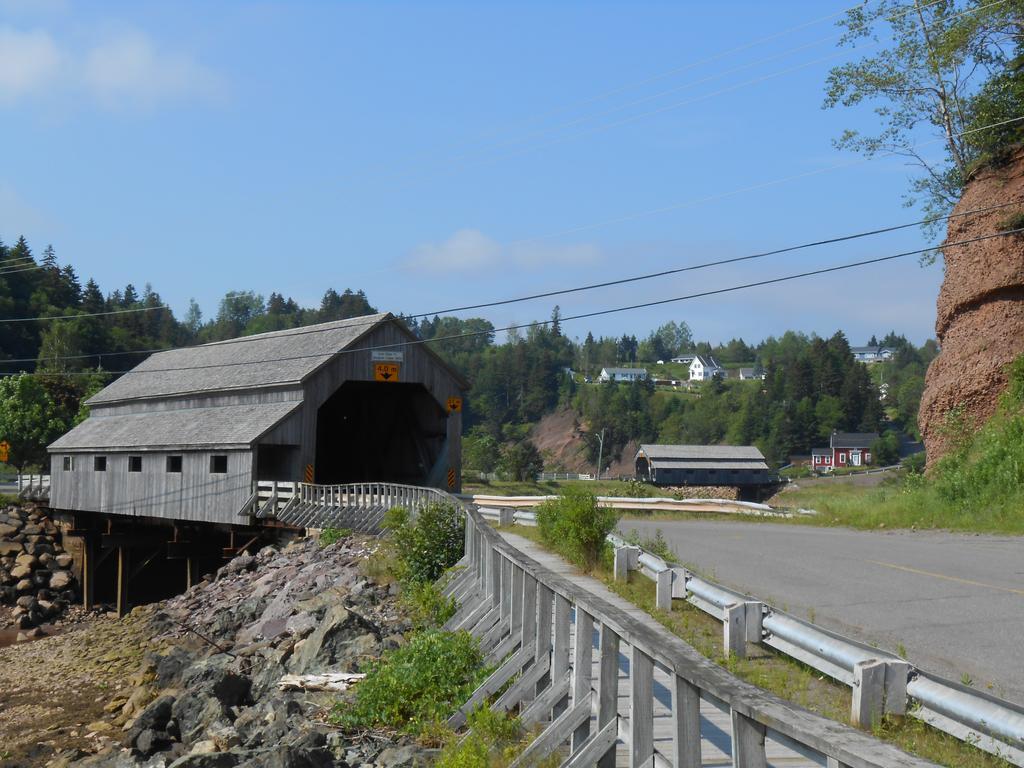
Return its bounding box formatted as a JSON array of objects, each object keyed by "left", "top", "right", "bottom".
[
  {"left": 50, "top": 401, "right": 302, "bottom": 451},
  {"left": 88, "top": 313, "right": 393, "bottom": 405}
]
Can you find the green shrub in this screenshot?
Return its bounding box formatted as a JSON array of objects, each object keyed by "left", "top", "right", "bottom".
[
  {"left": 435, "top": 708, "right": 525, "bottom": 768},
  {"left": 624, "top": 528, "right": 674, "bottom": 562},
  {"left": 333, "top": 630, "right": 488, "bottom": 737},
  {"left": 997, "top": 211, "right": 1024, "bottom": 233},
  {"left": 618, "top": 478, "right": 653, "bottom": 498},
  {"left": 902, "top": 452, "right": 926, "bottom": 475},
  {"left": 402, "top": 578, "right": 459, "bottom": 629},
  {"left": 536, "top": 487, "right": 618, "bottom": 569},
  {"left": 384, "top": 502, "right": 465, "bottom": 584},
  {"left": 319, "top": 527, "right": 352, "bottom": 546}
]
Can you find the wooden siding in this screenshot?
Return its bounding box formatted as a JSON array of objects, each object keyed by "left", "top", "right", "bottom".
[
  {"left": 49, "top": 449, "right": 252, "bottom": 524},
  {"left": 296, "top": 321, "right": 466, "bottom": 492}
]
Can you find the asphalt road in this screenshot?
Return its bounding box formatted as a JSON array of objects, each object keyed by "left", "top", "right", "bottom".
[{"left": 619, "top": 519, "right": 1024, "bottom": 705}]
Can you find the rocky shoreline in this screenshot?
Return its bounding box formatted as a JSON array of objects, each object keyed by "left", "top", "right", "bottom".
[
  {"left": 1, "top": 533, "right": 429, "bottom": 768},
  {"left": 0, "top": 503, "right": 79, "bottom": 638}
]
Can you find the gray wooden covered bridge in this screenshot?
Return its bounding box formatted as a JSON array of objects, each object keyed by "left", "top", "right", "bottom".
[
  {"left": 46, "top": 313, "right": 468, "bottom": 611},
  {"left": 633, "top": 444, "right": 775, "bottom": 488}
]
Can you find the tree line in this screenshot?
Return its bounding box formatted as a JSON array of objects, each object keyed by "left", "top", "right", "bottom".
[{"left": 0, "top": 237, "right": 931, "bottom": 473}]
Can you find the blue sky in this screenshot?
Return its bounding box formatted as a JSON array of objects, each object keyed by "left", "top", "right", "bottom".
[{"left": 0, "top": 0, "right": 947, "bottom": 346}]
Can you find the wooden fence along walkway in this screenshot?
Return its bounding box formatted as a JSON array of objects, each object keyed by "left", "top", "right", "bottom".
[{"left": 442, "top": 507, "right": 937, "bottom": 768}]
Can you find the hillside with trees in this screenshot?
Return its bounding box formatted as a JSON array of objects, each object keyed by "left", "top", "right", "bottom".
[{"left": 0, "top": 236, "right": 933, "bottom": 474}]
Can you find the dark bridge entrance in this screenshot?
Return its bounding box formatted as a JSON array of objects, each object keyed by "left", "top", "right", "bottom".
[{"left": 314, "top": 381, "right": 447, "bottom": 485}]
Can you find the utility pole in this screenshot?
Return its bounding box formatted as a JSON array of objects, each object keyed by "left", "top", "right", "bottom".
[{"left": 595, "top": 428, "right": 606, "bottom": 481}]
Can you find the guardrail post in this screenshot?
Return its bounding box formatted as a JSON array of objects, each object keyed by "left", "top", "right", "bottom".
[
  {"left": 671, "top": 566, "right": 688, "bottom": 599},
  {"left": 884, "top": 660, "right": 909, "bottom": 716},
  {"left": 826, "top": 758, "right": 853, "bottom": 768},
  {"left": 630, "top": 645, "right": 654, "bottom": 768},
  {"left": 614, "top": 545, "right": 640, "bottom": 581},
  {"left": 852, "top": 659, "right": 886, "bottom": 728},
  {"left": 498, "top": 507, "right": 515, "bottom": 526},
  {"left": 656, "top": 568, "right": 673, "bottom": 611},
  {"left": 571, "top": 607, "right": 594, "bottom": 752},
  {"left": 596, "top": 623, "right": 620, "bottom": 768},
  {"left": 724, "top": 601, "right": 762, "bottom": 659},
  {"left": 724, "top": 603, "right": 747, "bottom": 659},
  {"left": 671, "top": 675, "right": 701, "bottom": 768},
  {"left": 731, "top": 710, "right": 767, "bottom": 767}
]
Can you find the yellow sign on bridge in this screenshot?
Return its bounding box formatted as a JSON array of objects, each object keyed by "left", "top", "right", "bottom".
[{"left": 0, "top": 440, "right": 9, "bottom": 464}]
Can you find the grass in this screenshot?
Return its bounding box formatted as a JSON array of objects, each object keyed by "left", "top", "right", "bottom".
[
  {"left": 497, "top": 522, "right": 1014, "bottom": 768},
  {"left": 772, "top": 474, "right": 1024, "bottom": 534}
]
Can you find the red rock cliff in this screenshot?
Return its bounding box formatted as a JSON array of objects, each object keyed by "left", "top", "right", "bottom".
[{"left": 919, "top": 147, "right": 1024, "bottom": 465}]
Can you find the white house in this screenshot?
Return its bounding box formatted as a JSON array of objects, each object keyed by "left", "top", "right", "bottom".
[
  {"left": 670, "top": 354, "right": 696, "bottom": 365},
  {"left": 598, "top": 367, "right": 649, "bottom": 383},
  {"left": 688, "top": 355, "right": 725, "bottom": 381},
  {"left": 851, "top": 346, "right": 893, "bottom": 363}
]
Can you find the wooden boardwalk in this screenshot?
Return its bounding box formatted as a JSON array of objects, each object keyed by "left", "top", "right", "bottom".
[{"left": 499, "top": 531, "right": 822, "bottom": 767}]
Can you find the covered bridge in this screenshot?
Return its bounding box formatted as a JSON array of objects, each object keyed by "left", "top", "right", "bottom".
[
  {"left": 48, "top": 313, "right": 468, "bottom": 527},
  {"left": 634, "top": 444, "right": 774, "bottom": 487}
]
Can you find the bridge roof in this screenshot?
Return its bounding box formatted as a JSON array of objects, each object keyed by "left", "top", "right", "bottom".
[
  {"left": 88, "top": 313, "right": 399, "bottom": 405},
  {"left": 636, "top": 444, "right": 765, "bottom": 461},
  {"left": 50, "top": 401, "right": 302, "bottom": 451}
]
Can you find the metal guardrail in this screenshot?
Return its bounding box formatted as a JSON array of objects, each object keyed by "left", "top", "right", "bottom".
[
  {"left": 467, "top": 493, "right": 798, "bottom": 518},
  {"left": 579, "top": 526, "right": 1024, "bottom": 765},
  {"left": 447, "top": 506, "right": 939, "bottom": 768}
]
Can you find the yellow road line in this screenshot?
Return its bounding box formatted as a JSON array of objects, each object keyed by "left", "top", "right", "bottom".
[{"left": 867, "top": 560, "right": 1024, "bottom": 597}]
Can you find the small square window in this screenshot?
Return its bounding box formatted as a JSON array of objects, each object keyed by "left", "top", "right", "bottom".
[
  {"left": 210, "top": 455, "right": 228, "bottom": 474},
  {"left": 94, "top": 456, "right": 107, "bottom": 472},
  {"left": 62, "top": 456, "right": 73, "bottom": 471},
  {"left": 128, "top": 455, "right": 142, "bottom": 473},
  {"left": 167, "top": 455, "right": 183, "bottom": 473}
]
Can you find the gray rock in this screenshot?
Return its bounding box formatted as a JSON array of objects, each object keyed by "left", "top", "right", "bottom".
[
  {"left": 50, "top": 570, "right": 73, "bottom": 590},
  {"left": 0, "top": 522, "right": 20, "bottom": 538},
  {"left": 135, "top": 727, "right": 174, "bottom": 756},
  {"left": 129, "top": 695, "right": 176, "bottom": 742},
  {"left": 168, "top": 753, "right": 240, "bottom": 768},
  {"left": 55, "top": 552, "right": 74, "bottom": 568},
  {"left": 375, "top": 746, "right": 422, "bottom": 768}
]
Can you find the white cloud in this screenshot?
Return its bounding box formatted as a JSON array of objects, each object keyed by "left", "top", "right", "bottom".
[
  {"left": 83, "top": 30, "right": 224, "bottom": 107},
  {"left": 0, "top": 25, "right": 223, "bottom": 109},
  {"left": 406, "top": 229, "right": 602, "bottom": 274},
  {"left": 0, "top": 26, "right": 61, "bottom": 102}
]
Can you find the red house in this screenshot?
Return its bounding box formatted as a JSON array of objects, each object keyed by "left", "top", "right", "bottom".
[{"left": 811, "top": 431, "right": 878, "bottom": 472}]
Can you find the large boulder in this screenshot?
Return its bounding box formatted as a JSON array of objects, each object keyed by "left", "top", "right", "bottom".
[{"left": 920, "top": 147, "right": 1024, "bottom": 466}]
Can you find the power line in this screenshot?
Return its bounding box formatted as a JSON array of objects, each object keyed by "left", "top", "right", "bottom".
[
  {"left": 0, "top": 303, "right": 171, "bottom": 324},
  {"left": 2, "top": 198, "right": 1018, "bottom": 367},
  {"left": 10, "top": 226, "right": 1020, "bottom": 377},
  {"left": 425, "top": 200, "right": 1023, "bottom": 316}
]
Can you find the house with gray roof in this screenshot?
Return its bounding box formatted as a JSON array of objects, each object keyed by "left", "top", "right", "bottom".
[
  {"left": 634, "top": 444, "right": 774, "bottom": 487},
  {"left": 598, "top": 367, "right": 648, "bottom": 383},
  {"left": 48, "top": 313, "right": 468, "bottom": 526}
]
